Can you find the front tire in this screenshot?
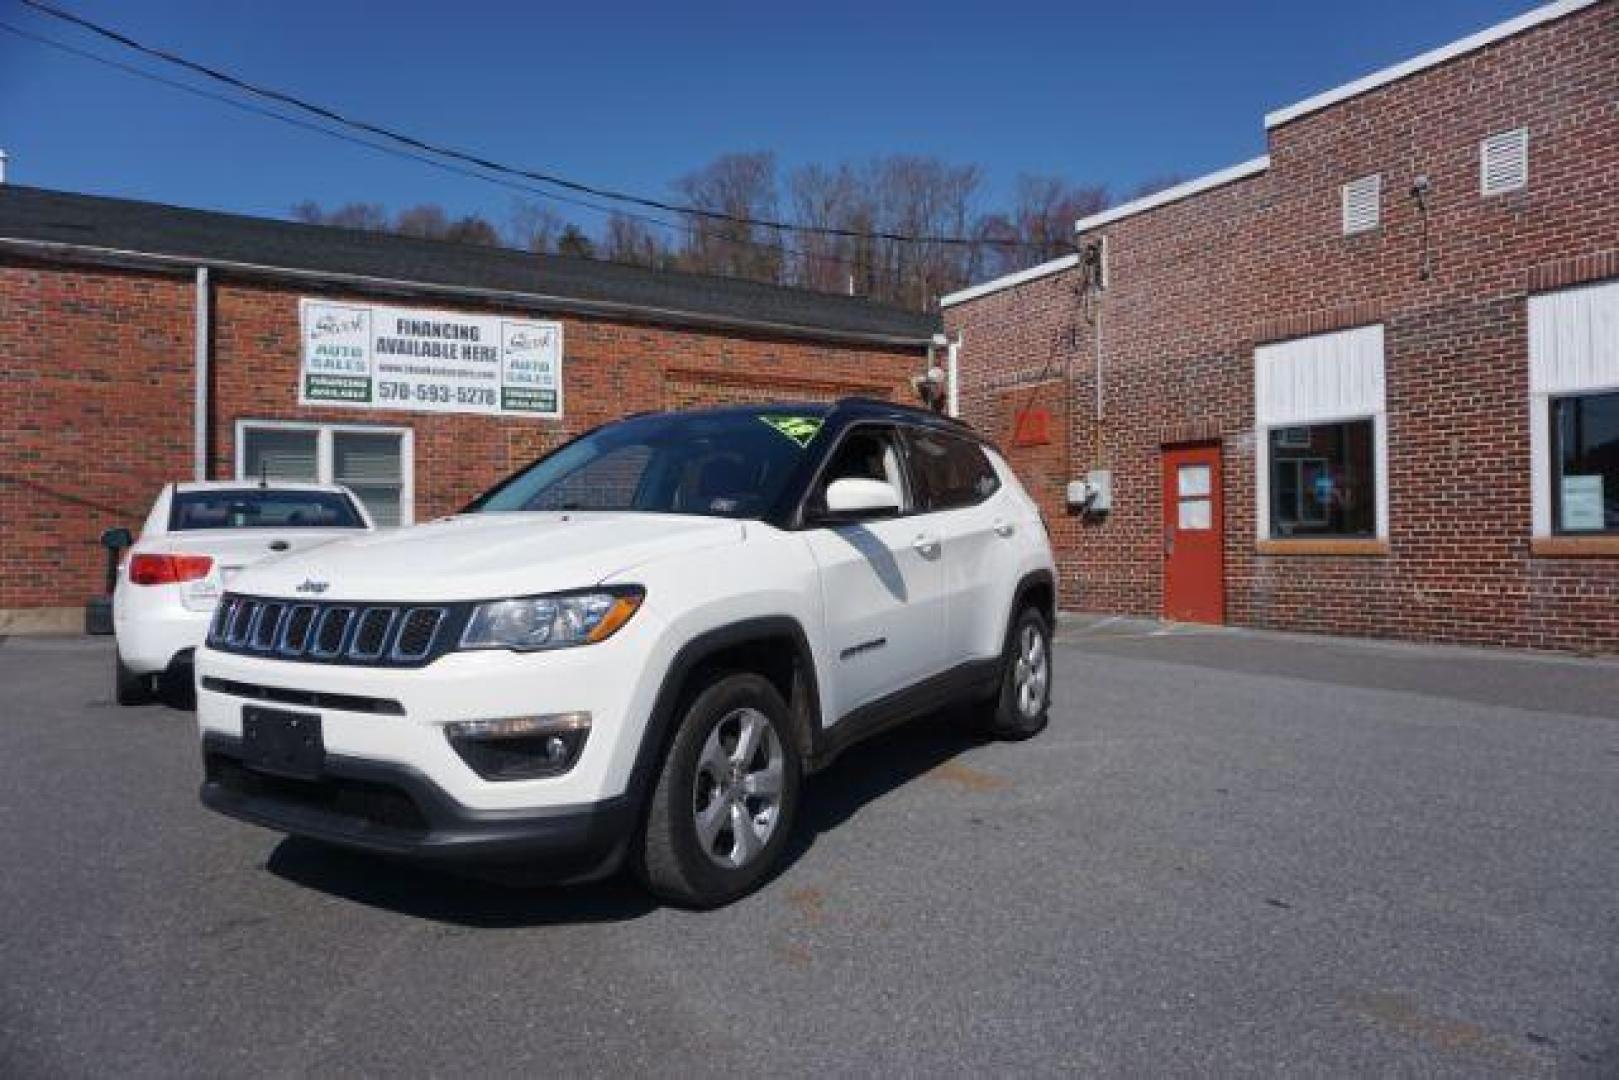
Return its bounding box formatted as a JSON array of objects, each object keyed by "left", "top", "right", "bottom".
[
  {"left": 114, "top": 651, "right": 155, "bottom": 706},
  {"left": 983, "top": 607, "right": 1052, "bottom": 740},
  {"left": 636, "top": 672, "right": 802, "bottom": 908}
]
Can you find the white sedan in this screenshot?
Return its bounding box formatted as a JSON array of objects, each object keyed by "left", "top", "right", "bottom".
[{"left": 112, "top": 481, "right": 374, "bottom": 704}]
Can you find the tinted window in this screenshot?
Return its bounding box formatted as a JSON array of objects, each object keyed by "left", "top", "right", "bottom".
[
  {"left": 903, "top": 428, "right": 999, "bottom": 511},
  {"left": 468, "top": 409, "right": 827, "bottom": 519},
  {"left": 1552, "top": 391, "right": 1619, "bottom": 534},
  {"left": 1268, "top": 420, "right": 1375, "bottom": 537},
  {"left": 170, "top": 490, "right": 364, "bottom": 530}
]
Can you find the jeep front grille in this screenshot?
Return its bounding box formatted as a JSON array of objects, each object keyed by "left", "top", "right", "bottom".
[{"left": 208, "top": 595, "right": 462, "bottom": 667}]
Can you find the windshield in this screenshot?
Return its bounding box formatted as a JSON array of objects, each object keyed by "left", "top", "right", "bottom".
[
  {"left": 468, "top": 409, "right": 828, "bottom": 519},
  {"left": 170, "top": 489, "right": 366, "bottom": 530}
]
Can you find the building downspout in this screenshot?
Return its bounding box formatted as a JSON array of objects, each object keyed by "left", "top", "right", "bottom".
[
  {"left": 946, "top": 332, "right": 962, "bottom": 417},
  {"left": 1093, "top": 290, "right": 1104, "bottom": 461},
  {"left": 193, "top": 266, "right": 210, "bottom": 481}
]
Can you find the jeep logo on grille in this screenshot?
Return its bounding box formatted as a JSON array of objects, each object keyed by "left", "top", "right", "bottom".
[{"left": 296, "top": 579, "right": 330, "bottom": 595}]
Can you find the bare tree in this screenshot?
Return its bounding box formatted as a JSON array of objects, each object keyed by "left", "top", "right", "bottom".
[
  {"left": 287, "top": 152, "right": 1114, "bottom": 311},
  {"left": 864, "top": 155, "right": 983, "bottom": 309},
  {"left": 508, "top": 200, "right": 567, "bottom": 253},
  {"left": 442, "top": 214, "right": 500, "bottom": 246},
  {"left": 971, "top": 211, "right": 1022, "bottom": 282},
  {"left": 291, "top": 200, "right": 390, "bottom": 231},
  {"left": 674, "top": 152, "right": 784, "bottom": 282},
  {"left": 556, "top": 224, "right": 596, "bottom": 259},
  {"left": 1012, "top": 175, "right": 1108, "bottom": 261},
  {"left": 603, "top": 213, "right": 670, "bottom": 268},
  {"left": 393, "top": 204, "right": 451, "bottom": 239},
  {"left": 786, "top": 163, "right": 866, "bottom": 294},
  {"left": 781, "top": 155, "right": 985, "bottom": 307}
]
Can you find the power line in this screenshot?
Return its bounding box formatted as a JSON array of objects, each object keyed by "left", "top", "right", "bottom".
[
  {"left": 0, "top": 18, "right": 863, "bottom": 275},
  {"left": 16, "top": 0, "right": 1046, "bottom": 252}
]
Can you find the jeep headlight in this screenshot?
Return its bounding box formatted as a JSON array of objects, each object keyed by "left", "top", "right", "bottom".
[{"left": 460, "top": 588, "right": 644, "bottom": 652}]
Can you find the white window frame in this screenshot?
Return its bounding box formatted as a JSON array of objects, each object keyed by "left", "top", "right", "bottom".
[
  {"left": 1255, "top": 325, "right": 1388, "bottom": 541},
  {"left": 234, "top": 419, "right": 415, "bottom": 526},
  {"left": 1528, "top": 279, "right": 1619, "bottom": 538}
]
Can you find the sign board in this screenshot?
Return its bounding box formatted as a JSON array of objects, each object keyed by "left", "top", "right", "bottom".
[
  {"left": 1011, "top": 406, "right": 1051, "bottom": 446},
  {"left": 1560, "top": 474, "right": 1605, "bottom": 531},
  {"left": 299, "top": 299, "right": 563, "bottom": 418}
]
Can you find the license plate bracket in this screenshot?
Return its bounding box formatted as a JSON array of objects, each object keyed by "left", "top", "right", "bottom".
[{"left": 241, "top": 706, "right": 325, "bottom": 780}]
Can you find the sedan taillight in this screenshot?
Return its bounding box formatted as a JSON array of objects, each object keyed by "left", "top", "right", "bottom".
[{"left": 128, "top": 553, "right": 214, "bottom": 586}]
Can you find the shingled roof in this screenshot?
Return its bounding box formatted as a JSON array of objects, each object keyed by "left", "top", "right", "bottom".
[{"left": 0, "top": 185, "right": 938, "bottom": 346}]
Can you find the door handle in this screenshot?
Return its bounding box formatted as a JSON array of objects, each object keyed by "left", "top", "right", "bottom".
[
  {"left": 912, "top": 534, "right": 941, "bottom": 558},
  {"left": 1164, "top": 528, "right": 1174, "bottom": 556},
  {"left": 993, "top": 518, "right": 1016, "bottom": 538},
  {"left": 269, "top": 540, "right": 290, "bottom": 552}
]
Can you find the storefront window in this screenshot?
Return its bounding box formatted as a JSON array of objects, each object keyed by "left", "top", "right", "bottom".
[
  {"left": 242, "top": 428, "right": 318, "bottom": 483},
  {"left": 1267, "top": 420, "right": 1375, "bottom": 537},
  {"left": 1551, "top": 391, "right": 1619, "bottom": 534},
  {"left": 238, "top": 422, "right": 411, "bottom": 527},
  {"left": 333, "top": 430, "right": 406, "bottom": 528}
]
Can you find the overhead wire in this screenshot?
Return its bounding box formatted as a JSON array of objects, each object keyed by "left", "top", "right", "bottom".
[
  {"left": 0, "top": 18, "right": 893, "bottom": 277},
  {"left": 15, "top": 0, "right": 1048, "bottom": 253}
]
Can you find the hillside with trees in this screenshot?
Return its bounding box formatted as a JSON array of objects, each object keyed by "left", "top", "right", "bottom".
[{"left": 292, "top": 153, "right": 1169, "bottom": 311}]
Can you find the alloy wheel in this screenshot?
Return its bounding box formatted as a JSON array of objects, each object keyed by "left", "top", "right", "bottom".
[
  {"left": 1014, "top": 622, "right": 1049, "bottom": 719},
  {"left": 692, "top": 707, "right": 784, "bottom": 869}
]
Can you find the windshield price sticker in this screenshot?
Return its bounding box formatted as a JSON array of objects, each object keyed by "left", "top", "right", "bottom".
[
  {"left": 760, "top": 415, "right": 823, "bottom": 447},
  {"left": 300, "top": 299, "right": 563, "bottom": 418}
]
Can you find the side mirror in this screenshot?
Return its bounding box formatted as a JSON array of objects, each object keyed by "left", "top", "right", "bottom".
[
  {"left": 100, "top": 527, "right": 134, "bottom": 550},
  {"left": 817, "top": 478, "right": 902, "bottom": 523}
]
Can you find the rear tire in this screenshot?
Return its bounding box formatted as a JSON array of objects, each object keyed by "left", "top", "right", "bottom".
[
  {"left": 981, "top": 607, "right": 1051, "bottom": 740},
  {"left": 636, "top": 672, "right": 802, "bottom": 908},
  {"left": 114, "top": 651, "right": 155, "bottom": 706}
]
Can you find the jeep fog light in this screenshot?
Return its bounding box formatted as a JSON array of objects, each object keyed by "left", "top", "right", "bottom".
[{"left": 445, "top": 712, "right": 592, "bottom": 781}]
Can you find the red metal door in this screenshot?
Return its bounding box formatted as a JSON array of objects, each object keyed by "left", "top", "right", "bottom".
[{"left": 1162, "top": 443, "right": 1224, "bottom": 624}]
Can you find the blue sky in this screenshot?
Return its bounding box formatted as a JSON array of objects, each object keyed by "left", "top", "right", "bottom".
[{"left": 0, "top": 0, "right": 1542, "bottom": 235}]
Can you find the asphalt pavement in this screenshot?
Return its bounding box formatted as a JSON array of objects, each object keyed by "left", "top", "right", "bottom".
[{"left": 1, "top": 624, "right": 1615, "bottom": 1077}]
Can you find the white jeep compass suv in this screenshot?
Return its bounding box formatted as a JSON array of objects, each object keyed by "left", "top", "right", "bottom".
[{"left": 196, "top": 399, "right": 1057, "bottom": 907}]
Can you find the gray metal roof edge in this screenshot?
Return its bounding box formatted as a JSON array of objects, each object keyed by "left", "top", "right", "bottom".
[{"left": 0, "top": 234, "right": 936, "bottom": 348}]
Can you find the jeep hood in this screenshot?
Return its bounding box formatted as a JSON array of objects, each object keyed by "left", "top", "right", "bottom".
[{"left": 228, "top": 512, "right": 745, "bottom": 602}]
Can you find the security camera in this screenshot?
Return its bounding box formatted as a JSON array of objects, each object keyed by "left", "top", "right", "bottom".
[{"left": 912, "top": 366, "right": 946, "bottom": 409}]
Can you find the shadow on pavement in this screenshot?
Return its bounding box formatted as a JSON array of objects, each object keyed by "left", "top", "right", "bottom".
[
  {"left": 265, "top": 706, "right": 992, "bottom": 927},
  {"left": 267, "top": 839, "right": 660, "bottom": 927},
  {"left": 786, "top": 708, "right": 992, "bottom": 861}
]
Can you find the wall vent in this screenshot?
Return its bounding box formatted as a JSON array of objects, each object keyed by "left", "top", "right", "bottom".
[
  {"left": 1341, "top": 174, "right": 1381, "bottom": 235},
  {"left": 1480, "top": 128, "right": 1529, "bottom": 196}
]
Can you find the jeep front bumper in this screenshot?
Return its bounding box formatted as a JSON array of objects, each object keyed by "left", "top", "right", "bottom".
[{"left": 200, "top": 733, "right": 634, "bottom": 880}]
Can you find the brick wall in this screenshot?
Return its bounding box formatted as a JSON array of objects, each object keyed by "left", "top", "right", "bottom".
[
  {"left": 946, "top": 0, "right": 1619, "bottom": 653},
  {"left": 0, "top": 263, "right": 195, "bottom": 615},
  {"left": 0, "top": 265, "right": 921, "bottom": 617}
]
